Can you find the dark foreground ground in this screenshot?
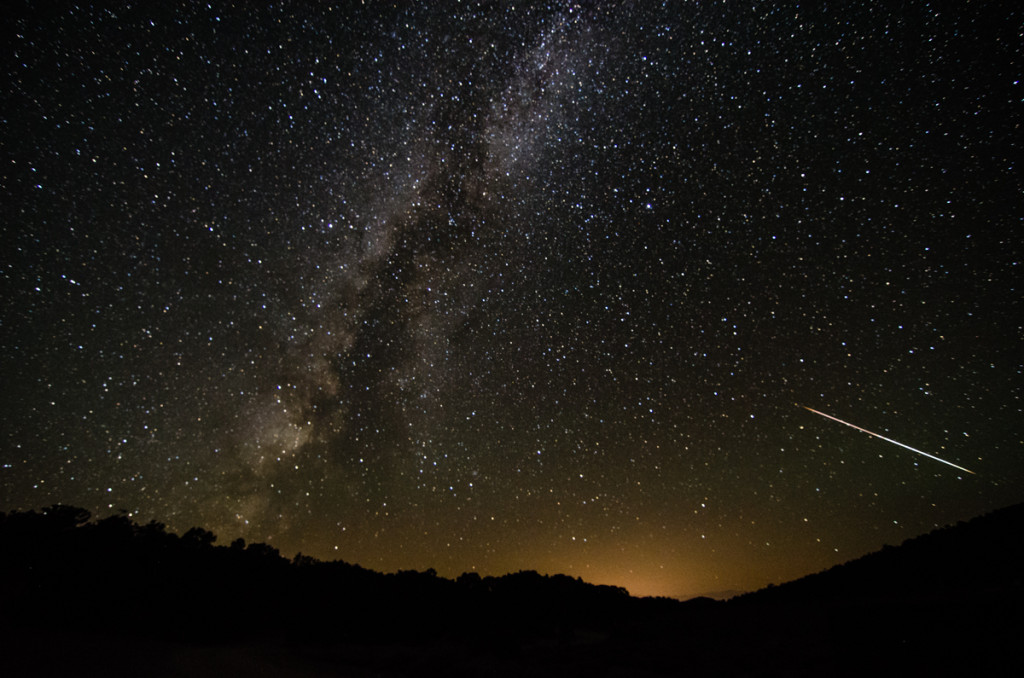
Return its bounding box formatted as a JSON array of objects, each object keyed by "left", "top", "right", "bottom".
[
  {"left": 5, "top": 598, "right": 1018, "bottom": 677},
  {"left": 5, "top": 586, "right": 1018, "bottom": 677}
]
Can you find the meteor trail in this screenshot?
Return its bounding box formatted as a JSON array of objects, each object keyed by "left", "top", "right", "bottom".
[{"left": 800, "top": 405, "right": 976, "bottom": 475}]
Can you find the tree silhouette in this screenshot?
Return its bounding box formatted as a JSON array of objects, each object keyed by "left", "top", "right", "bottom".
[{"left": 182, "top": 526, "right": 216, "bottom": 548}]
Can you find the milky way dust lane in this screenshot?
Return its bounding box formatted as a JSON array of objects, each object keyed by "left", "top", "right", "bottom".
[{"left": 800, "top": 405, "right": 976, "bottom": 475}]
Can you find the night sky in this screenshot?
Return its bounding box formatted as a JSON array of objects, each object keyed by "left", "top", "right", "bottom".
[{"left": 2, "top": 1, "right": 1021, "bottom": 598}]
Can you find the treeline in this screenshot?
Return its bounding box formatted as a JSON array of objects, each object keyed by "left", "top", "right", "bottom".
[{"left": 0, "top": 506, "right": 675, "bottom": 644}]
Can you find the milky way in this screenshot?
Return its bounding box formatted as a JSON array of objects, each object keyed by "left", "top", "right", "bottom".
[{"left": 2, "top": 1, "right": 1021, "bottom": 597}]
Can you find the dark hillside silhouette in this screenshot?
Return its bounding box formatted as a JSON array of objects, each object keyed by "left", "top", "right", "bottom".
[{"left": 1, "top": 503, "right": 1021, "bottom": 677}]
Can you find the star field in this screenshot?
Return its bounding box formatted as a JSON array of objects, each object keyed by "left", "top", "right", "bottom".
[{"left": 2, "top": 1, "right": 1021, "bottom": 597}]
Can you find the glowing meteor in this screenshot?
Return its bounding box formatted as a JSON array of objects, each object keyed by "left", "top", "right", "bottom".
[{"left": 800, "top": 405, "right": 976, "bottom": 475}]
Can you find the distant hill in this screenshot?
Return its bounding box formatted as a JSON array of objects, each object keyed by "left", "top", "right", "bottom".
[
  {"left": 1, "top": 503, "right": 1020, "bottom": 677},
  {"left": 678, "top": 588, "right": 745, "bottom": 601},
  {"left": 738, "top": 501, "right": 1024, "bottom": 605}
]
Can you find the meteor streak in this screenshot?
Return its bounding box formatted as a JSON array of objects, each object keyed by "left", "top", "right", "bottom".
[{"left": 800, "top": 405, "right": 976, "bottom": 475}]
